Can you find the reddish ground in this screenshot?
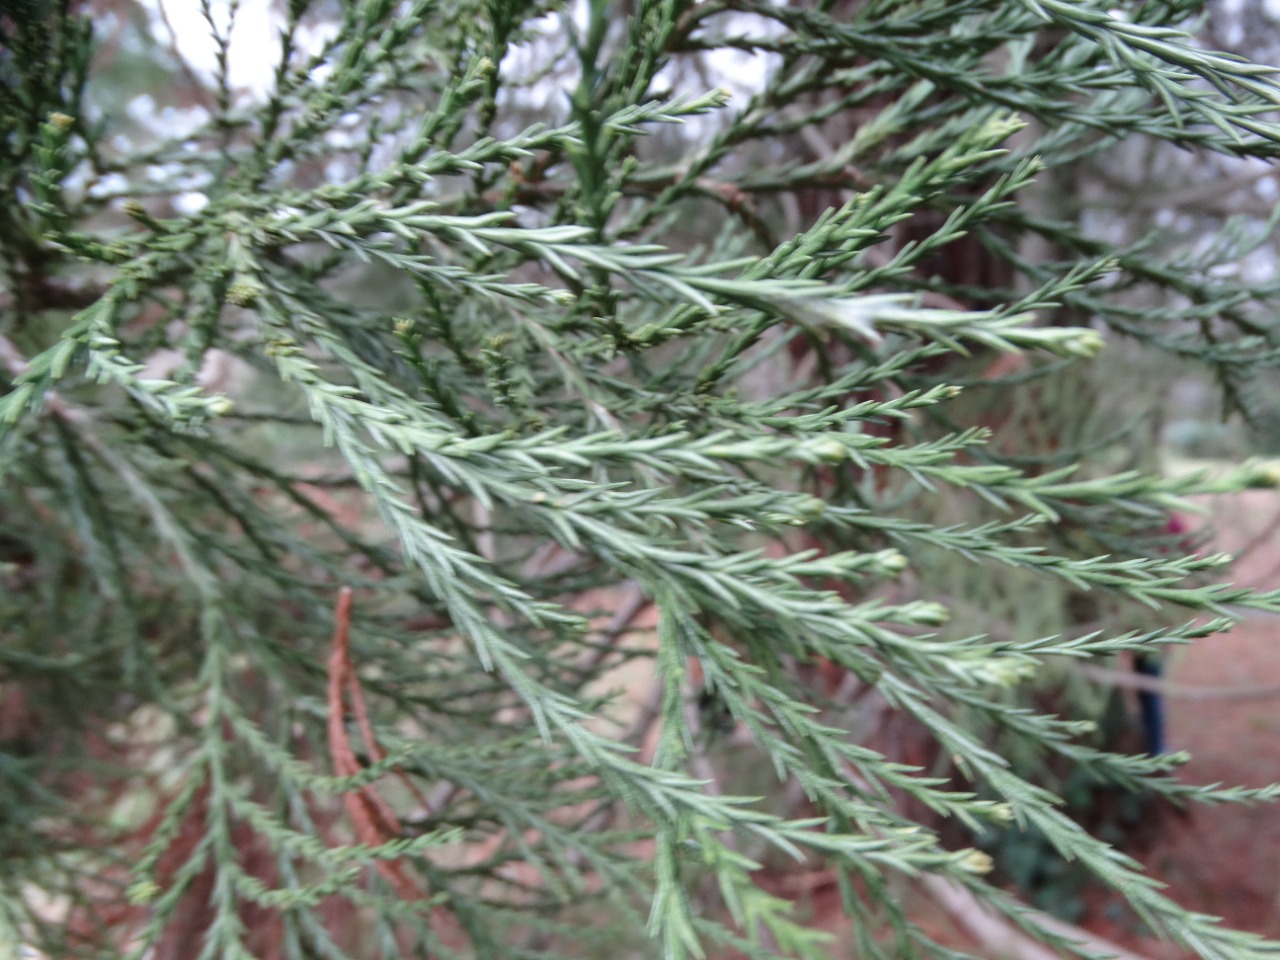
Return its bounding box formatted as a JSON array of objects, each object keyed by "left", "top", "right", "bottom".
[
  {"left": 1144, "top": 616, "right": 1280, "bottom": 934},
  {"left": 1083, "top": 489, "right": 1280, "bottom": 952}
]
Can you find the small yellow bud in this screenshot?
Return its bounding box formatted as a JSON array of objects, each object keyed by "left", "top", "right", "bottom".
[
  {"left": 909, "top": 602, "right": 950, "bottom": 626},
  {"left": 1247, "top": 461, "right": 1280, "bottom": 488},
  {"left": 877, "top": 550, "right": 909, "bottom": 575},
  {"left": 49, "top": 112, "right": 75, "bottom": 132},
  {"left": 986, "top": 803, "right": 1015, "bottom": 824},
  {"left": 809, "top": 437, "right": 847, "bottom": 463},
  {"left": 793, "top": 495, "right": 827, "bottom": 519},
  {"left": 979, "top": 659, "right": 1037, "bottom": 688},
  {"left": 959, "top": 850, "right": 994, "bottom": 875},
  {"left": 1062, "top": 329, "right": 1104, "bottom": 359},
  {"left": 225, "top": 278, "right": 264, "bottom": 307}
]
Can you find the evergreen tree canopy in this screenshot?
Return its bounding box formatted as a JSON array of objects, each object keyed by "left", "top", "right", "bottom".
[{"left": 3, "top": 1, "right": 1280, "bottom": 958}]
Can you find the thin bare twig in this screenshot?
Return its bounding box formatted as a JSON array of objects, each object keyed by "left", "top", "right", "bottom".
[
  {"left": 1230, "top": 502, "right": 1280, "bottom": 584},
  {"left": 1077, "top": 662, "right": 1280, "bottom": 701},
  {"left": 573, "top": 580, "right": 652, "bottom": 676},
  {"left": 921, "top": 874, "right": 1154, "bottom": 960},
  {"left": 327, "top": 587, "right": 426, "bottom": 902}
]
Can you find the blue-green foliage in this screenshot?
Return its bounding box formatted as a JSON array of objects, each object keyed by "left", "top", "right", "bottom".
[{"left": 3, "top": 1, "right": 1280, "bottom": 958}]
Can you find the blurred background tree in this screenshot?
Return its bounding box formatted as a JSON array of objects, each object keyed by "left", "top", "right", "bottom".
[{"left": 4, "top": 1, "right": 1280, "bottom": 958}]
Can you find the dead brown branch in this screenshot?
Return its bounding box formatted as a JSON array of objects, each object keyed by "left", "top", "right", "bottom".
[{"left": 326, "top": 587, "right": 427, "bottom": 902}]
